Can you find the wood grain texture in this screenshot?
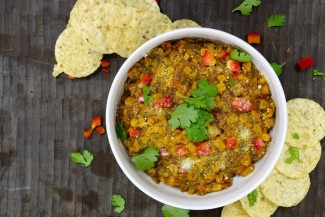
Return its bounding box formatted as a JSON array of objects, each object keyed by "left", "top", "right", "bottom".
[{"left": 0, "top": 0, "right": 324, "bottom": 216}]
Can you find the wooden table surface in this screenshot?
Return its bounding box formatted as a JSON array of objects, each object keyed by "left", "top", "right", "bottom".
[{"left": 0, "top": 0, "right": 324, "bottom": 216}]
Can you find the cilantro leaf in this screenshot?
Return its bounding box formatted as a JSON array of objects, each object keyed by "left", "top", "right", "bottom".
[
  {"left": 285, "top": 146, "right": 300, "bottom": 164},
  {"left": 168, "top": 103, "right": 198, "bottom": 128},
  {"left": 112, "top": 194, "right": 125, "bottom": 213},
  {"left": 268, "top": 14, "right": 286, "bottom": 28},
  {"left": 162, "top": 204, "right": 189, "bottom": 217},
  {"left": 185, "top": 110, "right": 213, "bottom": 142},
  {"left": 229, "top": 77, "right": 235, "bottom": 87},
  {"left": 312, "top": 69, "right": 325, "bottom": 80},
  {"left": 131, "top": 146, "right": 159, "bottom": 171},
  {"left": 192, "top": 78, "right": 218, "bottom": 98},
  {"left": 293, "top": 133, "right": 300, "bottom": 139},
  {"left": 230, "top": 49, "right": 252, "bottom": 62},
  {"left": 247, "top": 189, "right": 258, "bottom": 206},
  {"left": 184, "top": 96, "right": 207, "bottom": 109},
  {"left": 116, "top": 123, "right": 127, "bottom": 140},
  {"left": 142, "top": 85, "right": 152, "bottom": 104},
  {"left": 232, "top": 0, "right": 261, "bottom": 16},
  {"left": 271, "top": 62, "right": 286, "bottom": 76},
  {"left": 70, "top": 150, "right": 94, "bottom": 167}
]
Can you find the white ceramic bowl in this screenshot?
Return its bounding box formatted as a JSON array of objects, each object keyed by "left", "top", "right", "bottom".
[{"left": 106, "top": 28, "right": 287, "bottom": 210}]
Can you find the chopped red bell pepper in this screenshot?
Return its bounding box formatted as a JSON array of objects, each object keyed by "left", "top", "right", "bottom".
[
  {"left": 91, "top": 116, "right": 103, "bottom": 129},
  {"left": 102, "top": 68, "right": 110, "bottom": 74},
  {"left": 67, "top": 75, "right": 76, "bottom": 80},
  {"left": 232, "top": 97, "right": 253, "bottom": 112},
  {"left": 297, "top": 56, "right": 314, "bottom": 71},
  {"left": 176, "top": 145, "right": 189, "bottom": 156},
  {"left": 252, "top": 138, "right": 265, "bottom": 151},
  {"left": 154, "top": 95, "right": 173, "bottom": 108},
  {"left": 128, "top": 127, "right": 140, "bottom": 138},
  {"left": 226, "top": 137, "right": 238, "bottom": 149},
  {"left": 83, "top": 128, "right": 94, "bottom": 139},
  {"left": 101, "top": 59, "right": 110, "bottom": 68},
  {"left": 227, "top": 60, "right": 242, "bottom": 74},
  {"left": 160, "top": 148, "right": 170, "bottom": 157},
  {"left": 247, "top": 33, "right": 261, "bottom": 44},
  {"left": 95, "top": 126, "right": 106, "bottom": 135},
  {"left": 141, "top": 72, "right": 153, "bottom": 85},
  {"left": 202, "top": 50, "right": 216, "bottom": 66},
  {"left": 196, "top": 142, "right": 212, "bottom": 155},
  {"left": 216, "top": 51, "right": 229, "bottom": 60}
]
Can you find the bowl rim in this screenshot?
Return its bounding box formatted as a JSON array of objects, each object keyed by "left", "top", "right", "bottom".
[{"left": 106, "top": 27, "right": 287, "bottom": 210}]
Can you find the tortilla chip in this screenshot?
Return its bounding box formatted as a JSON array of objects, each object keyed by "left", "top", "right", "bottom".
[
  {"left": 239, "top": 187, "right": 278, "bottom": 217},
  {"left": 172, "top": 19, "right": 201, "bottom": 29},
  {"left": 260, "top": 169, "right": 310, "bottom": 207},
  {"left": 221, "top": 201, "right": 250, "bottom": 217},
  {"left": 276, "top": 142, "right": 321, "bottom": 178},
  {"left": 53, "top": 28, "right": 102, "bottom": 77}
]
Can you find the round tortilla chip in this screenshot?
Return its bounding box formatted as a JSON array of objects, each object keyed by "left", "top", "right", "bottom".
[
  {"left": 287, "top": 98, "right": 325, "bottom": 142},
  {"left": 221, "top": 201, "right": 250, "bottom": 217},
  {"left": 240, "top": 187, "right": 278, "bottom": 217},
  {"left": 260, "top": 169, "right": 310, "bottom": 207},
  {"left": 171, "top": 19, "right": 201, "bottom": 29},
  {"left": 53, "top": 28, "right": 102, "bottom": 78},
  {"left": 276, "top": 142, "right": 321, "bottom": 178},
  {"left": 285, "top": 127, "right": 319, "bottom": 149}
]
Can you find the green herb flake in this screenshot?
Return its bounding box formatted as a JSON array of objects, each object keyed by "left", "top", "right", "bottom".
[
  {"left": 142, "top": 85, "right": 152, "bottom": 104},
  {"left": 232, "top": 0, "right": 261, "bottom": 16},
  {"left": 112, "top": 194, "right": 125, "bottom": 214},
  {"left": 168, "top": 103, "right": 199, "bottom": 128},
  {"left": 70, "top": 150, "right": 94, "bottom": 167},
  {"left": 229, "top": 77, "right": 235, "bottom": 87},
  {"left": 116, "top": 123, "right": 127, "bottom": 140},
  {"left": 268, "top": 14, "right": 286, "bottom": 28},
  {"left": 192, "top": 78, "right": 218, "bottom": 98},
  {"left": 131, "top": 146, "right": 159, "bottom": 171},
  {"left": 312, "top": 69, "right": 325, "bottom": 80},
  {"left": 247, "top": 189, "right": 258, "bottom": 206},
  {"left": 230, "top": 49, "right": 252, "bottom": 62},
  {"left": 293, "top": 133, "right": 300, "bottom": 140},
  {"left": 162, "top": 204, "right": 190, "bottom": 217},
  {"left": 271, "top": 62, "right": 286, "bottom": 76},
  {"left": 285, "top": 146, "right": 300, "bottom": 164}
]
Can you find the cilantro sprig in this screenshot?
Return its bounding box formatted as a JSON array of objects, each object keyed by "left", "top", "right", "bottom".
[
  {"left": 112, "top": 194, "right": 126, "bottom": 214},
  {"left": 285, "top": 146, "right": 300, "bottom": 164},
  {"left": 131, "top": 146, "right": 159, "bottom": 171},
  {"left": 230, "top": 49, "right": 252, "bottom": 62},
  {"left": 232, "top": 0, "right": 261, "bottom": 16},
  {"left": 142, "top": 85, "right": 152, "bottom": 104},
  {"left": 313, "top": 69, "right": 325, "bottom": 80},
  {"left": 162, "top": 204, "right": 190, "bottom": 217},
  {"left": 247, "top": 189, "right": 258, "bottom": 206},
  {"left": 70, "top": 150, "right": 94, "bottom": 167},
  {"left": 268, "top": 14, "right": 286, "bottom": 28},
  {"left": 271, "top": 62, "right": 286, "bottom": 76}
]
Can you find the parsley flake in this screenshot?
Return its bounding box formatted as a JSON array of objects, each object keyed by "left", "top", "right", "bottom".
[
  {"left": 116, "top": 123, "right": 127, "bottom": 140},
  {"left": 312, "top": 69, "right": 325, "bottom": 80},
  {"left": 268, "top": 14, "right": 286, "bottom": 28},
  {"left": 162, "top": 204, "right": 190, "bottom": 217},
  {"left": 131, "top": 146, "right": 159, "bottom": 171},
  {"left": 293, "top": 133, "right": 300, "bottom": 139},
  {"left": 285, "top": 146, "right": 300, "bottom": 164},
  {"left": 230, "top": 49, "right": 252, "bottom": 62},
  {"left": 142, "top": 85, "right": 152, "bottom": 104},
  {"left": 247, "top": 189, "right": 258, "bottom": 206},
  {"left": 112, "top": 194, "right": 125, "bottom": 214},
  {"left": 168, "top": 103, "right": 199, "bottom": 128},
  {"left": 70, "top": 150, "right": 94, "bottom": 167},
  {"left": 232, "top": 0, "right": 261, "bottom": 16},
  {"left": 271, "top": 62, "right": 286, "bottom": 76}
]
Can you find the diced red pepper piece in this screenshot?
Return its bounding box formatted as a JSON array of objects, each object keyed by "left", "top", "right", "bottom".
[
  {"left": 196, "top": 142, "right": 212, "bottom": 155},
  {"left": 252, "top": 138, "right": 265, "bottom": 151},
  {"left": 101, "top": 59, "right": 110, "bottom": 68},
  {"left": 83, "top": 128, "right": 94, "bottom": 139},
  {"left": 247, "top": 33, "right": 261, "bottom": 44},
  {"left": 160, "top": 148, "right": 170, "bottom": 157},
  {"left": 154, "top": 95, "right": 173, "bottom": 108},
  {"left": 232, "top": 97, "right": 253, "bottom": 112},
  {"left": 176, "top": 145, "right": 189, "bottom": 156},
  {"left": 138, "top": 92, "right": 144, "bottom": 102},
  {"left": 102, "top": 68, "right": 110, "bottom": 74},
  {"left": 128, "top": 127, "right": 140, "bottom": 138},
  {"left": 67, "top": 75, "right": 76, "bottom": 80},
  {"left": 91, "top": 116, "right": 103, "bottom": 130},
  {"left": 297, "top": 56, "right": 314, "bottom": 71},
  {"left": 232, "top": 72, "right": 239, "bottom": 80},
  {"left": 95, "top": 126, "right": 106, "bottom": 135},
  {"left": 226, "top": 137, "right": 238, "bottom": 149},
  {"left": 216, "top": 51, "right": 229, "bottom": 60},
  {"left": 141, "top": 72, "right": 153, "bottom": 85},
  {"left": 202, "top": 50, "right": 216, "bottom": 66},
  {"left": 227, "top": 60, "right": 242, "bottom": 74}
]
